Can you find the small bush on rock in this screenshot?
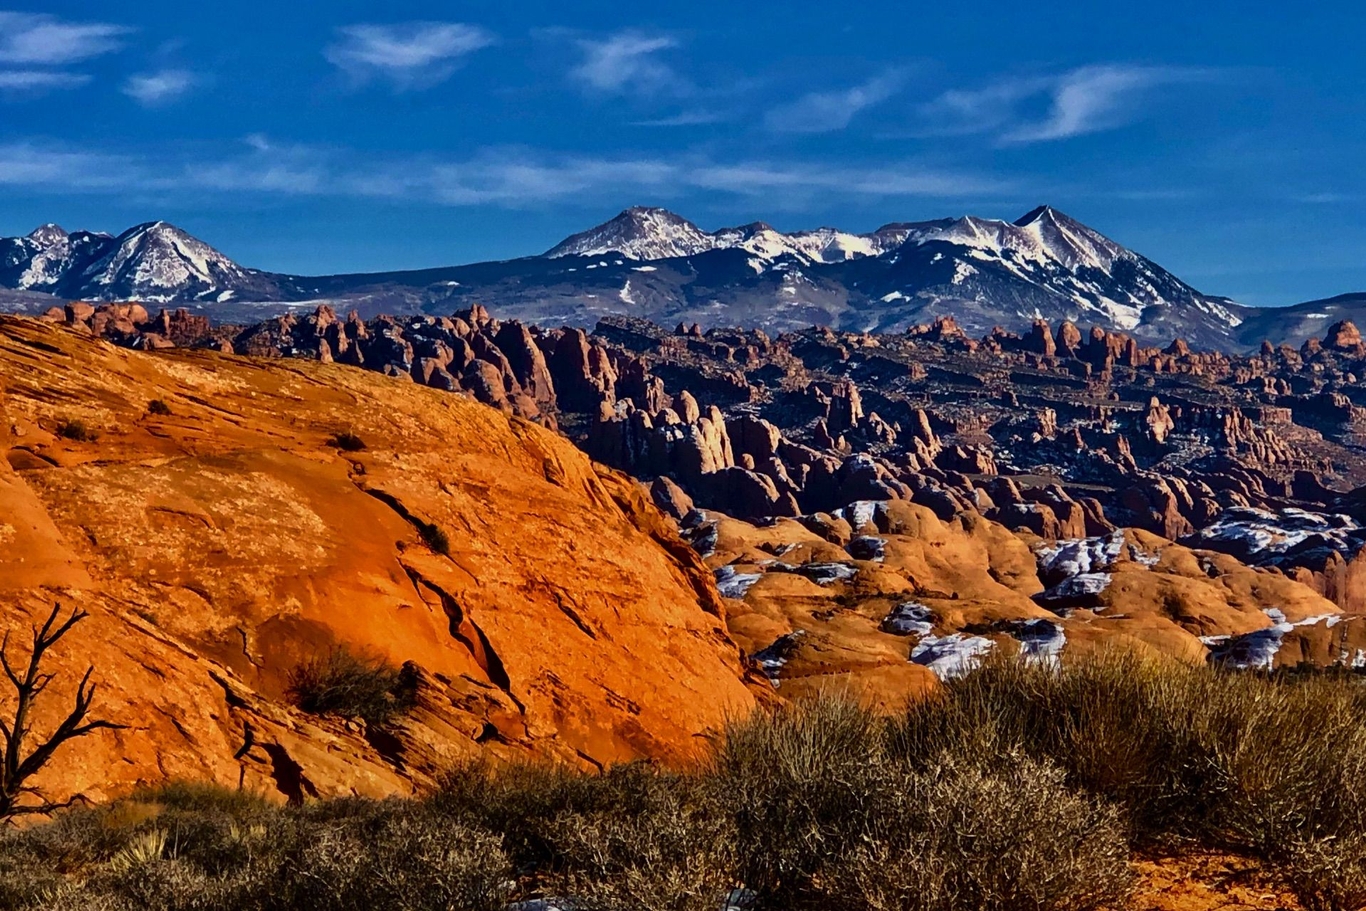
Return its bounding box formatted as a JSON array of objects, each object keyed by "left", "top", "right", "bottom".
[
  {"left": 55, "top": 418, "right": 97, "bottom": 442},
  {"left": 327, "top": 431, "right": 367, "bottom": 452},
  {"left": 286, "top": 647, "right": 414, "bottom": 727}
]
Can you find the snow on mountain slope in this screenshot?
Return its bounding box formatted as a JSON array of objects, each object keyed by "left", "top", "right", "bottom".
[
  {"left": 545, "top": 207, "right": 721, "bottom": 261},
  {"left": 0, "top": 221, "right": 283, "bottom": 303},
  {"left": 77, "top": 222, "right": 263, "bottom": 302},
  {"left": 549, "top": 207, "right": 897, "bottom": 266},
  {"left": 539, "top": 205, "right": 1247, "bottom": 343},
  {"left": 0, "top": 206, "right": 1280, "bottom": 350}
]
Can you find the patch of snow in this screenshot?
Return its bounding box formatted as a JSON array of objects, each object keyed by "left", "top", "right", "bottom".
[
  {"left": 1186, "top": 507, "right": 1365, "bottom": 565},
  {"left": 1204, "top": 609, "right": 1343, "bottom": 669},
  {"left": 833, "top": 500, "right": 885, "bottom": 532},
  {"left": 799, "top": 562, "right": 859, "bottom": 585},
  {"left": 753, "top": 630, "right": 807, "bottom": 683},
  {"left": 1035, "top": 530, "right": 1125, "bottom": 580},
  {"left": 631, "top": 265, "right": 657, "bottom": 272},
  {"left": 881, "top": 602, "right": 933, "bottom": 636},
  {"left": 714, "top": 564, "right": 761, "bottom": 599},
  {"left": 1009, "top": 619, "right": 1066, "bottom": 664},
  {"left": 950, "top": 261, "right": 977, "bottom": 285},
  {"left": 912, "top": 634, "right": 995, "bottom": 680},
  {"left": 848, "top": 536, "right": 886, "bottom": 562}
]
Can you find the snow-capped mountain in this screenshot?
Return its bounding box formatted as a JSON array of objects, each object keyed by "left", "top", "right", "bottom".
[
  {"left": 0, "top": 221, "right": 282, "bottom": 303},
  {"left": 534, "top": 204, "right": 1249, "bottom": 346},
  {"left": 546, "top": 206, "right": 905, "bottom": 266},
  {"left": 1, "top": 206, "right": 1347, "bottom": 351},
  {"left": 546, "top": 207, "right": 720, "bottom": 261}
]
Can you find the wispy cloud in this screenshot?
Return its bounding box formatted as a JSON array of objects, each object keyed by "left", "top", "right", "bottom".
[
  {"left": 325, "top": 22, "right": 495, "bottom": 89},
  {"left": 925, "top": 64, "right": 1212, "bottom": 144},
  {"left": 0, "top": 69, "right": 90, "bottom": 94},
  {"left": 764, "top": 72, "right": 904, "bottom": 134},
  {"left": 0, "top": 11, "right": 129, "bottom": 100},
  {"left": 0, "top": 138, "right": 1011, "bottom": 208},
  {"left": 632, "top": 110, "right": 726, "bottom": 127},
  {"left": 1006, "top": 65, "right": 1198, "bottom": 143},
  {"left": 571, "top": 31, "right": 681, "bottom": 95},
  {"left": 122, "top": 69, "right": 198, "bottom": 106},
  {"left": 0, "top": 143, "right": 138, "bottom": 190},
  {"left": 0, "top": 11, "right": 130, "bottom": 65}
]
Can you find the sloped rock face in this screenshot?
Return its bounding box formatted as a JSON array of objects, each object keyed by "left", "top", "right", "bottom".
[{"left": 0, "top": 317, "right": 758, "bottom": 807}]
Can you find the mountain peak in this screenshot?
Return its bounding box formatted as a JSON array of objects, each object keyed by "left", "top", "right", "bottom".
[
  {"left": 27, "top": 223, "right": 68, "bottom": 246},
  {"left": 546, "top": 207, "right": 715, "bottom": 260},
  {"left": 1013, "top": 205, "right": 1065, "bottom": 227}
]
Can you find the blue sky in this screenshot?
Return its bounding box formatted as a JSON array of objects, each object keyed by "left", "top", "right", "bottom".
[{"left": 1, "top": 1, "right": 1363, "bottom": 306}]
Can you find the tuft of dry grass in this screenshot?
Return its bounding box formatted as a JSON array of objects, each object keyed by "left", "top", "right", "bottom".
[
  {"left": 326, "top": 431, "right": 367, "bottom": 452},
  {"left": 54, "top": 418, "right": 97, "bottom": 442},
  {"left": 286, "top": 647, "right": 415, "bottom": 727}
]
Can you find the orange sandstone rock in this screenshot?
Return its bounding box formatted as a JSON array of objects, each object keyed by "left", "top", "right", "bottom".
[{"left": 0, "top": 316, "right": 757, "bottom": 807}]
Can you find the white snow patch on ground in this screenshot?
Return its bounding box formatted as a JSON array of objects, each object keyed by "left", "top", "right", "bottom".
[
  {"left": 848, "top": 535, "right": 886, "bottom": 562},
  {"left": 753, "top": 630, "right": 807, "bottom": 683},
  {"left": 1047, "top": 572, "right": 1112, "bottom": 598},
  {"left": 912, "top": 634, "right": 995, "bottom": 680},
  {"left": 882, "top": 602, "right": 934, "bottom": 636},
  {"left": 1188, "top": 507, "right": 1365, "bottom": 563},
  {"left": 1010, "top": 619, "right": 1067, "bottom": 664},
  {"left": 1204, "top": 609, "right": 1344, "bottom": 669},
  {"left": 799, "top": 562, "right": 859, "bottom": 585},
  {"left": 715, "top": 565, "right": 762, "bottom": 599},
  {"left": 1035, "top": 530, "right": 1125, "bottom": 579},
  {"left": 834, "top": 500, "right": 885, "bottom": 531},
  {"left": 631, "top": 265, "right": 657, "bottom": 272}
]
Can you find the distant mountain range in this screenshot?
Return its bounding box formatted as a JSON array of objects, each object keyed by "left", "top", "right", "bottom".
[{"left": 1, "top": 206, "right": 1361, "bottom": 351}]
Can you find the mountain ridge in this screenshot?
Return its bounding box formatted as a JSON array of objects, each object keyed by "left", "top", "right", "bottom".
[{"left": 0, "top": 205, "right": 1358, "bottom": 351}]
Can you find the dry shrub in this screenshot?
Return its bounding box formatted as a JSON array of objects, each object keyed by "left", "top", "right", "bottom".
[
  {"left": 436, "top": 761, "right": 731, "bottom": 911},
  {"left": 891, "top": 651, "right": 1366, "bottom": 856},
  {"left": 326, "top": 431, "right": 366, "bottom": 452},
  {"left": 418, "top": 520, "right": 451, "bottom": 555},
  {"left": 715, "top": 695, "right": 1131, "bottom": 911},
  {"left": 1291, "top": 835, "right": 1366, "bottom": 911},
  {"left": 281, "top": 800, "right": 511, "bottom": 911},
  {"left": 713, "top": 695, "right": 883, "bottom": 902},
  {"left": 826, "top": 755, "right": 1131, "bottom": 911},
  {"left": 54, "top": 418, "right": 97, "bottom": 442},
  {"left": 286, "top": 646, "right": 415, "bottom": 727}
]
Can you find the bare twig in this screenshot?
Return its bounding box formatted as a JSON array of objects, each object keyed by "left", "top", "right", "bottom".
[{"left": 0, "top": 604, "right": 124, "bottom": 822}]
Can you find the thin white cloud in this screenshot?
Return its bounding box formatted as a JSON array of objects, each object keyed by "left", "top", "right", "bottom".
[
  {"left": 0, "top": 69, "right": 89, "bottom": 94},
  {"left": 0, "top": 139, "right": 1011, "bottom": 208},
  {"left": 633, "top": 110, "right": 726, "bottom": 127},
  {"left": 325, "top": 21, "right": 494, "bottom": 89},
  {"left": 921, "top": 79, "right": 1048, "bottom": 136},
  {"left": 0, "top": 11, "right": 129, "bottom": 65},
  {"left": 571, "top": 31, "right": 681, "bottom": 95},
  {"left": 122, "top": 69, "right": 198, "bottom": 106},
  {"left": 925, "top": 65, "right": 1211, "bottom": 144},
  {"left": 764, "top": 72, "right": 904, "bottom": 134},
  {"left": 1006, "top": 65, "right": 1189, "bottom": 143},
  {"left": 0, "top": 143, "right": 137, "bottom": 189}
]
